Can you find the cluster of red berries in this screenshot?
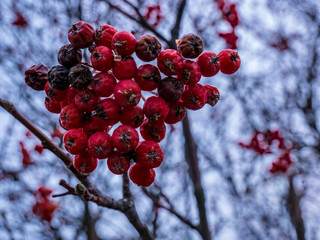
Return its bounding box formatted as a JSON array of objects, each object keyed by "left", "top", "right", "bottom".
[
  {"left": 239, "top": 129, "right": 294, "bottom": 173},
  {"left": 24, "top": 21, "right": 240, "bottom": 187},
  {"left": 32, "top": 186, "right": 59, "bottom": 222}
]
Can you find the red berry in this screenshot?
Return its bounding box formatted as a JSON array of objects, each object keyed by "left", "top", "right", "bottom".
[
  {"left": 57, "top": 44, "right": 82, "bottom": 68},
  {"left": 111, "top": 31, "right": 137, "bottom": 56},
  {"left": 143, "top": 96, "right": 169, "bottom": 122},
  {"left": 59, "top": 104, "right": 83, "bottom": 130},
  {"left": 82, "top": 117, "right": 107, "bottom": 136},
  {"left": 90, "top": 46, "right": 114, "bottom": 72},
  {"left": 182, "top": 84, "right": 207, "bottom": 110},
  {"left": 177, "top": 33, "right": 204, "bottom": 58},
  {"left": 129, "top": 163, "right": 155, "bottom": 187},
  {"left": 45, "top": 82, "right": 68, "bottom": 102},
  {"left": 111, "top": 125, "right": 139, "bottom": 153},
  {"left": 157, "top": 49, "right": 183, "bottom": 76},
  {"left": 140, "top": 119, "right": 166, "bottom": 143},
  {"left": 157, "top": 77, "right": 184, "bottom": 103},
  {"left": 73, "top": 151, "right": 97, "bottom": 174},
  {"left": 87, "top": 132, "right": 113, "bottom": 159},
  {"left": 218, "top": 49, "right": 241, "bottom": 74},
  {"left": 107, "top": 151, "right": 131, "bottom": 175},
  {"left": 120, "top": 106, "right": 144, "bottom": 128},
  {"left": 24, "top": 63, "right": 48, "bottom": 91},
  {"left": 95, "top": 25, "right": 118, "bottom": 49},
  {"left": 165, "top": 100, "right": 186, "bottom": 124},
  {"left": 63, "top": 129, "right": 87, "bottom": 154},
  {"left": 136, "top": 141, "right": 164, "bottom": 168},
  {"left": 68, "top": 21, "right": 95, "bottom": 49},
  {"left": 90, "top": 72, "right": 117, "bottom": 97},
  {"left": 44, "top": 97, "right": 61, "bottom": 114},
  {"left": 95, "top": 98, "right": 121, "bottom": 126},
  {"left": 134, "top": 64, "right": 161, "bottom": 91},
  {"left": 135, "top": 34, "right": 162, "bottom": 62},
  {"left": 66, "top": 86, "right": 78, "bottom": 104},
  {"left": 196, "top": 52, "right": 220, "bottom": 77},
  {"left": 204, "top": 85, "right": 220, "bottom": 107},
  {"left": 74, "top": 89, "right": 99, "bottom": 112},
  {"left": 113, "top": 80, "right": 141, "bottom": 107},
  {"left": 177, "top": 60, "right": 201, "bottom": 86},
  {"left": 113, "top": 57, "right": 137, "bottom": 80}
]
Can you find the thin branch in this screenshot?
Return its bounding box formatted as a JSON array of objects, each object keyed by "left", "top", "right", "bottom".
[{"left": 169, "top": 0, "right": 187, "bottom": 47}]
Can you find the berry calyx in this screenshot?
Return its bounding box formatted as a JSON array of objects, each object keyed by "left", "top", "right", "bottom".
[
  {"left": 204, "top": 85, "right": 220, "bottom": 107},
  {"left": 95, "top": 98, "right": 121, "bottom": 125},
  {"left": 74, "top": 89, "right": 99, "bottom": 112},
  {"left": 140, "top": 119, "right": 166, "bottom": 143},
  {"left": 134, "top": 64, "right": 161, "bottom": 91},
  {"left": 165, "top": 100, "right": 186, "bottom": 124},
  {"left": 95, "top": 25, "right": 118, "bottom": 49},
  {"left": 177, "top": 60, "right": 202, "bottom": 86}
]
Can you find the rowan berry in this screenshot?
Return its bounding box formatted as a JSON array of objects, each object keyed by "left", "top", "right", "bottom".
[
  {"left": 95, "top": 98, "right": 121, "bottom": 126},
  {"left": 165, "top": 100, "right": 186, "bottom": 124},
  {"left": 95, "top": 25, "right": 117, "bottom": 49},
  {"left": 45, "top": 82, "right": 67, "bottom": 102},
  {"left": 90, "top": 72, "right": 117, "bottom": 97},
  {"left": 157, "top": 49, "right": 183, "bottom": 76},
  {"left": 134, "top": 64, "right": 161, "bottom": 91},
  {"left": 59, "top": 104, "right": 83, "bottom": 130},
  {"left": 196, "top": 52, "right": 220, "bottom": 77},
  {"left": 182, "top": 84, "right": 207, "bottom": 110},
  {"left": 74, "top": 89, "right": 99, "bottom": 112},
  {"left": 68, "top": 64, "right": 92, "bottom": 90},
  {"left": 113, "top": 56, "right": 137, "bottom": 80},
  {"left": 218, "top": 49, "right": 241, "bottom": 74},
  {"left": 73, "top": 151, "right": 97, "bottom": 174},
  {"left": 107, "top": 151, "right": 131, "bottom": 175},
  {"left": 44, "top": 97, "right": 61, "bottom": 114},
  {"left": 204, "top": 85, "right": 220, "bottom": 107},
  {"left": 158, "top": 77, "right": 184, "bottom": 103},
  {"left": 112, "top": 125, "right": 139, "bottom": 153},
  {"left": 111, "top": 31, "right": 137, "bottom": 56},
  {"left": 113, "top": 80, "right": 141, "bottom": 107},
  {"left": 177, "top": 60, "right": 201, "bottom": 85},
  {"left": 63, "top": 129, "right": 87, "bottom": 154},
  {"left": 140, "top": 119, "right": 166, "bottom": 143},
  {"left": 136, "top": 141, "right": 164, "bottom": 168},
  {"left": 90, "top": 46, "right": 114, "bottom": 72},
  {"left": 82, "top": 117, "right": 107, "bottom": 136},
  {"left": 129, "top": 163, "right": 155, "bottom": 187},
  {"left": 135, "top": 34, "right": 162, "bottom": 62},
  {"left": 143, "top": 96, "right": 169, "bottom": 122},
  {"left": 68, "top": 21, "right": 95, "bottom": 49},
  {"left": 24, "top": 63, "right": 48, "bottom": 91},
  {"left": 120, "top": 105, "right": 144, "bottom": 128},
  {"left": 48, "top": 65, "right": 70, "bottom": 90},
  {"left": 87, "top": 132, "right": 113, "bottom": 159},
  {"left": 177, "top": 33, "right": 203, "bottom": 58}
]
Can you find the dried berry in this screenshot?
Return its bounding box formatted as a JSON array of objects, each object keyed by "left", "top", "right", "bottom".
[
  {"left": 25, "top": 63, "right": 48, "bottom": 91},
  {"left": 57, "top": 44, "right": 82, "bottom": 68},
  {"left": 48, "top": 65, "right": 70, "bottom": 90},
  {"left": 158, "top": 77, "right": 184, "bottom": 102},
  {"left": 68, "top": 64, "right": 92, "bottom": 90},
  {"left": 135, "top": 34, "right": 162, "bottom": 62},
  {"left": 177, "top": 33, "right": 203, "bottom": 58}
]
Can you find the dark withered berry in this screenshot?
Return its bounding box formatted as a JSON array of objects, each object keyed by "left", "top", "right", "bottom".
[
  {"left": 135, "top": 34, "right": 162, "bottom": 62},
  {"left": 58, "top": 44, "right": 82, "bottom": 68},
  {"left": 48, "top": 65, "right": 70, "bottom": 90},
  {"left": 25, "top": 63, "right": 48, "bottom": 91},
  {"left": 177, "top": 33, "right": 204, "bottom": 58},
  {"left": 68, "top": 64, "right": 92, "bottom": 90},
  {"left": 158, "top": 77, "right": 184, "bottom": 102}
]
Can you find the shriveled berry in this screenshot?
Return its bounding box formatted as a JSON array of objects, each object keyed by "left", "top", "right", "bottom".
[
  {"left": 87, "top": 132, "right": 113, "bottom": 159},
  {"left": 157, "top": 49, "right": 183, "bottom": 76},
  {"left": 113, "top": 80, "right": 141, "bottom": 107},
  {"left": 135, "top": 34, "right": 162, "bottom": 62},
  {"left": 158, "top": 77, "right": 184, "bottom": 103},
  {"left": 59, "top": 104, "right": 83, "bottom": 130},
  {"left": 74, "top": 89, "right": 99, "bottom": 112},
  {"left": 204, "top": 85, "right": 220, "bottom": 107},
  {"left": 25, "top": 63, "right": 48, "bottom": 91},
  {"left": 111, "top": 31, "right": 137, "bottom": 56},
  {"left": 57, "top": 44, "right": 82, "bottom": 68},
  {"left": 196, "top": 52, "right": 220, "bottom": 77},
  {"left": 120, "top": 106, "right": 144, "bottom": 128},
  {"left": 73, "top": 151, "right": 97, "bottom": 174},
  {"left": 129, "top": 163, "right": 155, "bottom": 187},
  {"left": 107, "top": 151, "right": 131, "bottom": 175},
  {"left": 136, "top": 141, "right": 163, "bottom": 168},
  {"left": 68, "top": 64, "right": 92, "bottom": 90},
  {"left": 112, "top": 125, "right": 139, "bottom": 153},
  {"left": 48, "top": 65, "right": 70, "bottom": 90},
  {"left": 95, "top": 25, "right": 117, "bottom": 49},
  {"left": 45, "top": 82, "right": 67, "bottom": 102},
  {"left": 113, "top": 56, "right": 137, "bottom": 80},
  {"left": 134, "top": 64, "right": 161, "bottom": 91},
  {"left": 143, "top": 96, "right": 169, "bottom": 122},
  {"left": 90, "top": 46, "right": 114, "bottom": 72},
  {"left": 68, "top": 21, "right": 95, "bottom": 49},
  {"left": 95, "top": 98, "right": 121, "bottom": 125},
  {"left": 44, "top": 97, "right": 61, "bottom": 114},
  {"left": 218, "top": 49, "right": 241, "bottom": 74},
  {"left": 177, "top": 60, "right": 201, "bottom": 86},
  {"left": 177, "top": 33, "right": 203, "bottom": 58},
  {"left": 182, "top": 84, "right": 207, "bottom": 110},
  {"left": 140, "top": 119, "right": 166, "bottom": 143},
  {"left": 63, "top": 129, "right": 87, "bottom": 154},
  {"left": 165, "top": 100, "right": 186, "bottom": 124},
  {"left": 90, "top": 72, "right": 117, "bottom": 97}
]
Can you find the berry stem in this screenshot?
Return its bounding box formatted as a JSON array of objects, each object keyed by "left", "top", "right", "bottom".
[
  {"left": 141, "top": 94, "right": 146, "bottom": 102},
  {"left": 81, "top": 62, "right": 94, "bottom": 68}
]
